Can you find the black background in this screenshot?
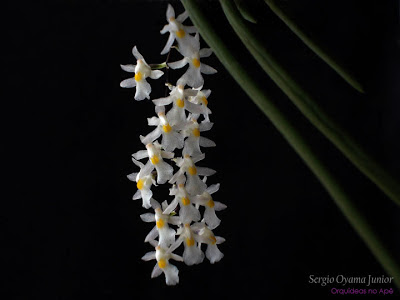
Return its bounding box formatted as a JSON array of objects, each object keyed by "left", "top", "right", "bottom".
[{"left": 4, "top": 0, "right": 400, "bottom": 298}]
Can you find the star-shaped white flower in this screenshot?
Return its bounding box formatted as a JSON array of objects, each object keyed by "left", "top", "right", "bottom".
[
  {"left": 193, "top": 182, "right": 226, "bottom": 230},
  {"left": 140, "top": 201, "right": 181, "bottom": 248},
  {"left": 142, "top": 243, "right": 183, "bottom": 286},
  {"left": 168, "top": 37, "right": 217, "bottom": 88},
  {"left": 169, "top": 154, "right": 216, "bottom": 196},
  {"left": 140, "top": 108, "right": 185, "bottom": 152},
  {"left": 152, "top": 84, "right": 204, "bottom": 128},
  {"left": 191, "top": 222, "right": 225, "bottom": 264},
  {"left": 182, "top": 117, "right": 215, "bottom": 157},
  {"left": 127, "top": 157, "right": 156, "bottom": 209},
  {"left": 132, "top": 142, "right": 174, "bottom": 184},
  {"left": 120, "top": 46, "right": 164, "bottom": 101},
  {"left": 163, "top": 184, "right": 200, "bottom": 224},
  {"left": 173, "top": 223, "right": 204, "bottom": 266},
  {"left": 160, "top": 4, "right": 198, "bottom": 56}
]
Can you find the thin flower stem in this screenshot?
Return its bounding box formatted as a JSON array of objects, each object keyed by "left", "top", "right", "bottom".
[
  {"left": 150, "top": 62, "right": 168, "bottom": 69},
  {"left": 264, "top": 0, "right": 364, "bottom": 93},
  {"left": 220, "top": 0, "right": 400, "bottom": 207},
  {"left": 181, "top": 0, "right": 400, "bottom": 290}
]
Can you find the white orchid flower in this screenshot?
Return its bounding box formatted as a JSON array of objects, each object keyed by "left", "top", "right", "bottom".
[
  {"left": 160, "top": 4, "right": 198, "bottom": 56},
  {"left": 120, "top": 46, "right": 164, "bottom": 100}
]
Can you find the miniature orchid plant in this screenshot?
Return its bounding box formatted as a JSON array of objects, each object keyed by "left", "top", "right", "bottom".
[{"left": 121, "top": 3, "right": 225, "bottom": 286}]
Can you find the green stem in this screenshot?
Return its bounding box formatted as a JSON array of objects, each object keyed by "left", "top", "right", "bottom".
[
  {"left": 220, "top": 0, "right": 400, "bottom": 207},
  {"left": 150, "top": 62, "right": 168, "bottom": 70},
  {"left": 181, "top": 0, "right": 400, "bottom": 290},
  {"left": 264, "top": 0, "right": 364, "bottom": 93}
]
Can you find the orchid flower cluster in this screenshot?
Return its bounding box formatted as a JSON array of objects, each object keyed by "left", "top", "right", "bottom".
[{"left": 120, "top": 4, "right": 226, "bottom": 286}]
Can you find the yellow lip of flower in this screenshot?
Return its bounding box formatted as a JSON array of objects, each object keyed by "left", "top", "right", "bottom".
[
  {"left": 162, "top": 123, "right": 172, "bottom": 133},
  {"left": 181, "top": 197, "right": 190, "bottom": 206},
  {"left": 150, "top": 155, "right": 160, "bottom": 165},
  {"left": 202, "top": 96, "right": 208, "bottom": 106},
  {"left": 135, "top": 71, "right": 142, "bottom": 82},
  {"left": 137, "top": 178, "right": 144, "bottom": 190},
  {"left": 156, "top": 219, "right": 165, "bottom": 229},
  {"left": 176, "top": 29, "right": 185, "bottom": 38},
  {"left": 207, "top": 199, "right": 215, "bottom": 208},
  {"left": 158, "top": 258, "right": 167, "bottom": 269},
  {"left": 210, "top": 236, "right": 217, "bottom": 245},
  {"left": 188, "top": 166, "right": 197, "bottom": 176},
  {"left": 192, "top": 128, "right": 200, "bottom": 137},
  {"left": 176, "top": 98, "right": 184, "bottom": 108},
  {"left": 186, "top": 238, "right": 195, "bottom": 247},
  {"left": 192, "top": 58, "right": 200, "bottom": 68}
]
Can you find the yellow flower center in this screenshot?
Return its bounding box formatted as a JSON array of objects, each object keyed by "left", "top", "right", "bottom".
[
  {"left": 156, "top": 219, "right": 165, "bottom": 229},
  {"left": 176, "top": 29, "right": 185, "bottom": 38},
  {"left": 150, "top": 155, "right": 160, "bottom": 165},
  {"left": 162, "top": 124, "right": 172, "bottom": 133},
  {"left": 210, "top": 236, "right": 217, "bottom": 245},
  {"left": 137, "top": 178, "right": 144, "bottom": 190},
  {"left": 181, "top": 197, "right": 190, "bottom": 206},
  {"left": 176, "top": 98, "right": 184, "bottom": 108},
  {"left": 134, "top": 71, "right": 142, "bottom": 82},
  {"left": 158, "top": 259, "right": 167, "bottom": 269},
  {"left": 207, "top": 199, "right": 215, "bottom": 208},
  {"left": 192, "top": 58, "right": 200, "bottom": 68},
  {"left": 192, "top": 128, "right": 200, "bottom": 137},
  {"left": 188, "top": 166, "right": 197, "bottom": 176},
  {"left": 202, "top": 96, "right": 208, "bottom": 106},
  {"left": 186, "top": 238, "right": 195, "bottom": 247}
]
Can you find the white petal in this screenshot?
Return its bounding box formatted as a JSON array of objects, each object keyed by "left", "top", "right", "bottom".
[
  {"left": 151, "top": 264, "right": 162, "bottom": 278},
  {"left": 176, "top": 10, "right": 189, "bottom": 23},
  {"left": 153, "top": 96, "right": 172, "bottom": 106},
  {"left": 160, "top": 33, "right": 175, "bottom": 55},
  {"left": 166, "top": 4, "right": 175, "bottom": 20},
  {"left": 120, "top": 64, "right": 136, "bottom": 72},
  {"left": 186, "top": 175, "right": 207, "bottom": 196},
  {"left": 155, "top": 161, "right": 174, "bottom": 184},
  {"left": 161, "top": 131, "right": 184, "bottom": 152},
  {"left": 147, "top": 116, "right": 160, "bottom": 126},
  {"left": 200, "top": 63, "right": 217, "bottom": 75},
  {"left": 132, "top": 46, "right": 144, "bottom": 60},
  {"left": 183, "top": 137, "right": 202, "bottom": 157},
  {"left": 206, "top": 244, "right": 224, "bottom": 264},
  {"left": 192, "top": 153, "right": 205, "bottom": 164},
  {"left": 204, "top": 207, "right": 221, "bottom": 230},
  {"left": 135, "top": 80, "right": 152, "bottom": 100},
  {"left": 132, "top": 190, "right": 142, "bottom": 200},
  {"left": 163, "top": 198, "right": 179, "bottom": 215},
  {"left": 150, "top": 70, "right": 164, "bottom": 80},
  {"left": 161, "top": 150, "right": 174, "bottom": 159},
  {"left": 140, "top": 127, "right": 162, "bottom": 145},
  {"left": 184, "top": 100, "right": 204, "bottom": 115},
  {"left": 185, "top": 26, "right": 197, "bottom": 34},
  {"left": 196, "top": 167, "right": 216, "bottom": 176},
  {"left": 142, "top": 251, "right": 156, "bottom": 261},
  {"left": 120, "top": 78, "right": 136, "bottom": 88},
  {"left": 132, "top": 150, "right": 148, "bottom": 160},
  {"left": 199, "top": 121, "right": 213, "bottom": 131},
  {"left": 199, "top": 136, "right": 216, "bottom": 147},
  {"left": 140, "top": 213, "right": 155, "bottom": 222},
  {"left": 160, "top": 24, "right": 171, "bottom": 35},
  {"left": 214, "top": 201, "right": 227, "bottom": 211},
  {"left": 141, "top": 188, "right": 153, "bottom": 209},
  {"left": 180, "top": 204, "right": 200, "bottom": 224},
  {"left": 183, "top": 243, "right": 204, "bottom": 265},
  {"left": 206, "top": 183, "right": 220, "bottom": 195},
  {"left": 181, "top": 65, "right": 203, "bottom": 88},
  {"left": 164, "top": 264, "right": 179, "bottom": 286},
  {"left": 144, "top": 226, "right": 159, "bottom": 242},
  {"left": 159, "top": 226, "right": 176, "bottom": 248},
  {"left": 127, "top": 172, "right": 138, "bottom": 182},
  {"left": 199, "top": 48, "right": 213, "bottom": 58},
  {"left": 168, "top": 58, "right": 188, "bottom": 69}
]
